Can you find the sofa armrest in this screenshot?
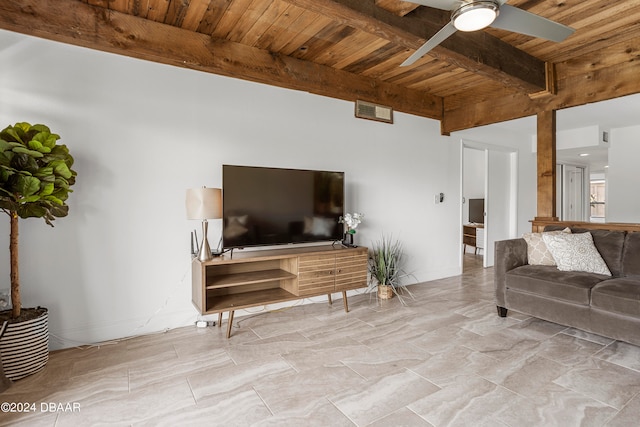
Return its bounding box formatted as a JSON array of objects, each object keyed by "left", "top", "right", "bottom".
[{"left": 494, "top": 238, "right": 528, "bottom": 308}]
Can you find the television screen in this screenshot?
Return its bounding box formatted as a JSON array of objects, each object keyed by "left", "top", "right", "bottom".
[
  {"left": 469, "top": 198, "right": 485, "bottom": 224},
  {"left": 222, "top": 165, "right": 344, "bottom": 249}
]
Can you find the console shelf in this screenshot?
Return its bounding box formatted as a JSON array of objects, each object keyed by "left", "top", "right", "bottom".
[
  {"left": 205, "top": 269, "right": 297, "bottom": 289},
  {"left": 192, "top": 245, "right": 368, "bottom": 337},
  {"left": 205, "top": 288, "right": 297, "bottom": 311}
]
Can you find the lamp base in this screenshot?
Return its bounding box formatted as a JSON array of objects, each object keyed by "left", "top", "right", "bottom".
[
  {"left": 197, "top": 243, "right": 213, "bottom": 262},
  {"left": 198, "top": 220, "right": 213, "bottom": 262}
]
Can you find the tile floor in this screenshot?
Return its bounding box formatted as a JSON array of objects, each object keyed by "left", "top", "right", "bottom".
[{"left": 2, "top": 254, "right": 640, "bottom": 426}]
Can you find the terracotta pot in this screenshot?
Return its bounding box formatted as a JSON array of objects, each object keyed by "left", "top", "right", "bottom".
[
  {"left": 0, "top": 307, "right": 49, "bottom": 380},
  {"left": 377, "top": 284, "right": 394, "bottom": 300}
]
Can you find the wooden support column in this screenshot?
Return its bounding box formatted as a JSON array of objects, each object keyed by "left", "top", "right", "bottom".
[{"left": 535, "top": 110, "right": 558, "bottom": 224}]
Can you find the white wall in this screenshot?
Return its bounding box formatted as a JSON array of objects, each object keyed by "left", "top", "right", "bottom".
[
  {"left": 0, "top": 30, "right": 535, "bottom": 349},
  {"left": 607, "top": 125, "right": 640, "bottom": 222}
]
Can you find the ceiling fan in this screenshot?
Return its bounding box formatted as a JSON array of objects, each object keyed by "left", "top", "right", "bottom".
[{"left": 401, "top": 0, "right": 575, "bottom": 66}]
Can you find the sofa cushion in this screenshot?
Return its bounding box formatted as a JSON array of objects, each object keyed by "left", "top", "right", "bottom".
[
  {"left": 506, "top": 265, "right": 607, "bottom": 305},
  {"left": 542, "top": 232, "right": 611, "bottom": 276},
  {"left": 591, "top": 278, "right": 640, "bottom": 318},
  {"left": 522, "top": 227, "right": 571, "bottom": 266},
  {"left": 622, "top": 232, "right": 640, "bottom": 277},
  {"left": 543, "top": 228, "right": 626, "bottom": 277},
  {"left": 588, "top": 229, "right": 626, "bottom": 277}
]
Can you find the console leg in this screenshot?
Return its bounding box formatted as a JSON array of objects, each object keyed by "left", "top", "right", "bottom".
[
  {"left": 217, "top": 312, "right": 222, "bottom": 328},
  {"left": 327, "top": 293, "right": 333, "bottom": 305},
  {"left": 342, "top": 291, "right": 349, "bottom": 313},
  {"left": 226, "top": 311, "right": 235, "bottom": 338},
  {"left": 497, "top": 306, "right": 508, "bottom": 317}
]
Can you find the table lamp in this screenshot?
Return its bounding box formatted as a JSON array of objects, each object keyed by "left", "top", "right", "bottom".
[{"left": 186, "top": 186, "right": 222, "bottom": 261}]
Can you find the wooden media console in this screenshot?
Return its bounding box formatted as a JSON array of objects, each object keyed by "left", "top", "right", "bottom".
[{"left": 192, "top": 245, "right": 368, "bottom": 337}]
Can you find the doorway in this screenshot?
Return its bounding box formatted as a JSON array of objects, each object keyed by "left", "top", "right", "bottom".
[
  {"left": 556, "top": 163, "right": 589, "bottom": 221},
  {"left": 461, "top": 141, "right": 518, "bottom": 268},
  {"left": 590, "top": 175, "right": 606, "bottom": 222},
  {"left": 462, "top": 147, "right": 485, "bottom": 266}
]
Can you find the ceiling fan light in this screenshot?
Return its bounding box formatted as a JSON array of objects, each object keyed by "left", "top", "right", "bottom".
[{"left": 452, "top": 1, "right": 499, "bottom": 32}]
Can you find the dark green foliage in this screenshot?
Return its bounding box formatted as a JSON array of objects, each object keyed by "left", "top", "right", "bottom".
[
  {"left": 368, "top": 235, "right": 415, "bottom": 304},
  {"left": 369, "top": 235, "right": 404, "bottom": 287},
  {"left": 0, "top": 122, "right": 77, "bottom": 225}
]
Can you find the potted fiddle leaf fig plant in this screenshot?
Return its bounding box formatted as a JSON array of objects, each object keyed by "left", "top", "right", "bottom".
[
  {"left": 0, "top": 122, "right": 77, "bottom": 381},
  {"left": 368, "top": 235, "right": 414, "bottom": 304}
]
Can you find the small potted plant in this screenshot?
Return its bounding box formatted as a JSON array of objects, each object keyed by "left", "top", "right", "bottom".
[
  {"left": 339, "top": 212, "right": 364, "bottom": 246},
  {"left": 368, "top": 235, "right": 414, "bottom": 303},
  {"left": 0, "top": 122, "right": 77, "bottom": 381}
]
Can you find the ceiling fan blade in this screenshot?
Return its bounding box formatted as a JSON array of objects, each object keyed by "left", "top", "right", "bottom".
[
  {"left": 491, "top": 4, "right": 575, "bottom": 42},
  {"left": 404, "top": 0, "right": 460, "bottom": 11},
  {"left": 401, "top": 22, "right": 457, "bottom": 66}
]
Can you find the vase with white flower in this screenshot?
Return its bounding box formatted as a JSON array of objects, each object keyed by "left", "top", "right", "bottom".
[{"left": 339, "top": 212, "right": 364, "bottom": 247}]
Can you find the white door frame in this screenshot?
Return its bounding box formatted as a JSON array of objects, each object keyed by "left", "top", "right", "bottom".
[{"left": 460, "top": 139, "right": 518, "bottom": 268}]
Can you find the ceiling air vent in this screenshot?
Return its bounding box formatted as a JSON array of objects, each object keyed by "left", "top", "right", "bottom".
[{"left": 355, "top": 100, "right": 393, "bottom": 124}]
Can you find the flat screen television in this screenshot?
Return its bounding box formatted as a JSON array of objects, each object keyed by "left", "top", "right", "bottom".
[
  {"left": 469, "top": 198, "right": 485, "bottom": 224},
  {"left": 222, "top": 165, "right": 345, "bottom": 249}
]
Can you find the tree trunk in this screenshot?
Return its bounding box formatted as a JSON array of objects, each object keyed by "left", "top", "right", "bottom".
[{"left": 10, "top": 212, "right": 20, "bottom": 318}]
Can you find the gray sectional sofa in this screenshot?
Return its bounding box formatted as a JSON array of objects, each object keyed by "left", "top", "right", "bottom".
[{"left": 495, "top": 226, "right": 640, "bottom": 346}]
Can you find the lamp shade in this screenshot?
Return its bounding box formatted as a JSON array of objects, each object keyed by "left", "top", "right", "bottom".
[{"left": 186, "top": 187, "right": 222, "bottom": 220}]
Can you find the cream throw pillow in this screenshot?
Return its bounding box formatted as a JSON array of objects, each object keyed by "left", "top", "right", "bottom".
[
  {"left": 542, "top": 232, "right": 612, "bottom": 276},
  {"left": 522, "top": 227, "right": 571, "bottom": 266}
]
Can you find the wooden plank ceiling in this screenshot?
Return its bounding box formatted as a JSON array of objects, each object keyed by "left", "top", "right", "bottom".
[{"left": 1, "top": 0, "right": 639, "bottom": 134}]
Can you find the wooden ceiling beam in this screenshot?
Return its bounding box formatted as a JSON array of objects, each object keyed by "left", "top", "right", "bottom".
[
  {"left": 442, "top": 38, "right": 640, "bottom": 133},
  {"left": 374, "top": 0, "right": 420, "bottom": 17},
  {"left": 283, "top": 0, "right": 547, "bottom": 93},
  {"left": 0, "top": 0, "right": 442, "bottom": 120}
]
